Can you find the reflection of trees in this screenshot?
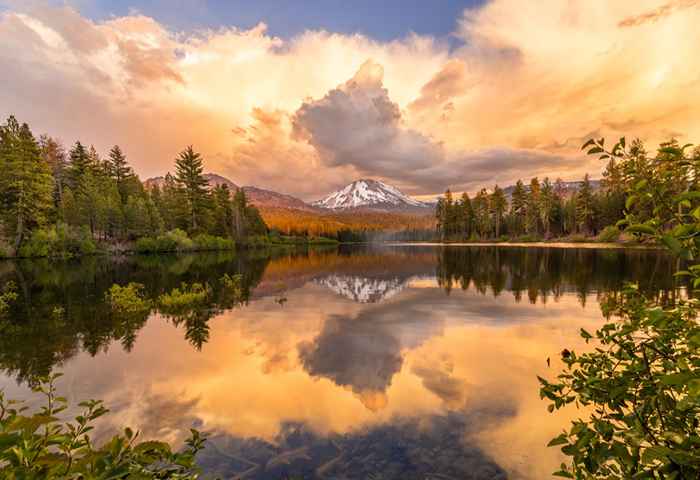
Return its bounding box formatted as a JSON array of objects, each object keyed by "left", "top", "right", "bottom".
[
  {"left": 0, "top": 252, "right": 270, "bottom": 384},
  {"left": 436, "top": 247, "right": 679, "bottom": 305}
]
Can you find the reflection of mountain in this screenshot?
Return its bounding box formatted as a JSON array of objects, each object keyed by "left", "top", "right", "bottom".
[
  {"left": 314, "top": 274, "right": 416, "bottom": 303},
  {"left": 251, "top": 247, "right": 436, "bottom": 301}
]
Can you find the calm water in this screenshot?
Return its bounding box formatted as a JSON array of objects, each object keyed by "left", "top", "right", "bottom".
[{"left": 0, "top": 245, "right": 678, "bottom": 479}]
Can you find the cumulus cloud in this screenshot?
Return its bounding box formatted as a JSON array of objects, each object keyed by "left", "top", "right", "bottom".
[
  {"left": 0, "top": 1, "right": 699, "bottom": 198},
  {"left": 292, "top": 60, "right": 444, "bottom": 183}
]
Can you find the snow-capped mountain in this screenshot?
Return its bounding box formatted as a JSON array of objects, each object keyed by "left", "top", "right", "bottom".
[{"left": 313, "top": 179, "right": 429, "bottom": 211}]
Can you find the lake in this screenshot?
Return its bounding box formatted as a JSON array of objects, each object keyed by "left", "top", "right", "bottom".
[{"left": 0, "top": 245, "right": 678, "bottom": 479}]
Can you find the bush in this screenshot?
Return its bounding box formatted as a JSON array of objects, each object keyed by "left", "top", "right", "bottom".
[
  {"left": 566, "top": 234, "right": 588, "bottom": 243},
  {"left": 105, "top": 283, "right": 151, "bottom": 314},
  {"left": 135, "top": 230, "right": 233, "bottom": 253},
  {"left": 0, "top": 282, "right": 17, "bottom": 316},
  {"left": 0, "top": 239, "right": 12, "bottom": 258},
  {"left": 193, "top": 234, "right": 234, "bottom": 251},
  {"left": 158, "top": 282, "right": 210, "bottom": 315},
  {"left": 242, "top": 235, "right": 272, "bottom": 248},
  {"left": 308, "top": 236, "right": 339, "bottom": 245},
  {"left": 597, "top": 225, "right": 621, "bottom": 243},
  {"left": 18, "top": 224, "right": 97, "bottom": 258},
  {"left": 515, "top": 234, "right": 540, "bottom": 243},
  {"left": 0, "top": 374, "right": 205, "bottom": 478}
]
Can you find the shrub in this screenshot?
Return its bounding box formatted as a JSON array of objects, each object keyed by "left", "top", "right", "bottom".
[
  {"left": 134, "top": 236, "right": 159, "bottom": 253},
  {"left": 18, "top": 224, "right": 97, "bottom": 258},
  {"left": 243, "top": 235, "right": 272, "bottom": 247},
  {"left": 221, "top": 273, "right": 243, "bottom": 293},
  {"left": 165, "top": 228, "right": 195, "bottom": 251},
  {"left": 0, "top": 282, "right": 17, "bottom": 316},
  {"left": 0, "top": 374, "right": 205, "bottom": 479},
  {"left": 193, "top": 234, "right": 234, "bottom": 251},
  {"left": 0, "top": 239, "right": 12, "bottom": 258},
  {"left": 105, "top": 283, "right": 151, "bottom": 314},
  {"left": 308, "top": 236, "right": 339, "bottom": 245},
  {"left": 515, "top": 234, "right": 540, "bottom": 243},
  {"left": 158, "top": 282, "right": 211, "bottom": 315},
  {"left": 566, "top": 233, "right": 588, "bottom": 243},
  {"left": 221, "top": 274, "right": 244, "bottom": 304},
  {"left": 597, "top": 225, "right": 621, "bottom": 243},
  {"left": 135, "top": 230, "right": 234, "bottom": 253}
]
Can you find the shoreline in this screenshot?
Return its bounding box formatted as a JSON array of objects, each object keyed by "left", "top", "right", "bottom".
[{"left": 384, "top": 241, "right": 663, "bottom": 250}]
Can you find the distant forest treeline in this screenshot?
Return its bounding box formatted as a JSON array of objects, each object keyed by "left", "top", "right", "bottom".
[{"left": 436, "top": 138, "right": 700, "bottom": 242}]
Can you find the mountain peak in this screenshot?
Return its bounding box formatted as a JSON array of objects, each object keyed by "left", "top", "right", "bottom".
[{"left": 313, "top": 179, "right": 427, "bottom": 211}]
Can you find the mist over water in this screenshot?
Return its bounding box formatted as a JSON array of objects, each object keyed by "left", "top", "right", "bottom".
[{"left": 0, "top": 246, "right": 678, "bottom": 479}]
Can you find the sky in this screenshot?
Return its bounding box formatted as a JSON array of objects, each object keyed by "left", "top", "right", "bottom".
[{"left": 1, "top": 0, "right": 699, "bottom": 200}]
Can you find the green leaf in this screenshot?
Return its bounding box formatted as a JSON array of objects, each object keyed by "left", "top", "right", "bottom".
[
  {"left": 579, "top": 328, "right": 592, "bottom": 341},
  {"left": 626, "top": 224, "right": 656, "bottom": 235},
  {"left": 547, "top": 434, "right": 569, "bottom": 447},
  {"left": 581, "top": 138, "right": 596, "bottom": 151},
  {"left": 660, "top": 372, "right": 696, "bottom": 386},
  {"left": 553, "top": 471, "right": 574, "bottom": 478},
  {"left": 660, "top": 235, "right": 683, "bottom": 256}
]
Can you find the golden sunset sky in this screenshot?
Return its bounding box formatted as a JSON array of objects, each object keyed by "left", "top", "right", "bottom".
[{"left": 1, "top": 0, "right": 698, "bottom": 199}]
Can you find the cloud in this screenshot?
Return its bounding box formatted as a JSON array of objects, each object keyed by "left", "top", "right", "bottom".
[
  {"left": 297, "top": 313, "right": 404, "bottom": 410},
  {"left": 0, "top": 1, "right": 699, "bottom": 198},
  {"left": 618, "top": 0, "right": 699, "bottom": 27},
  {"left": 292, "top": 60, "right": 444, "bottom": 182}
]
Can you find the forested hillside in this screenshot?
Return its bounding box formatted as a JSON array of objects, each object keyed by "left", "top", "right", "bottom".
[
  {"left": 435, "top": 138, "right": 699, "bottom": 242},
  {"left": 0, "top": 115, "right": 266, "bottom": 257}
]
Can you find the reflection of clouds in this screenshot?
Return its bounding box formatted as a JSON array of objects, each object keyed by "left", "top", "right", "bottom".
[
  {"left": 411, "top": 362, "right": 467, "bottom": 409},
  {"left": 298, "top": 314, "right": 403, "bottom": 409}
]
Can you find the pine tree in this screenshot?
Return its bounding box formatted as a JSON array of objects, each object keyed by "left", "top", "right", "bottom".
[
  {"left": 576, "top": 174, "right": 595, "bottom": 235},
  {"left": 435, "top": 197, "right": 446, "bottom": 240},
  {"left": 459, "top": 192, "right": 474, "bottom": 239},
  {"left": 525, "top": 177, "right": 541, "bottom": 235},
  {"left": 490, "top": 185, "right": 507, "bottom": 238},
  {"left": 232, "top": 188, "right": 248, "bottom": 238},
  {"left": 444, "top": 189, "right": 455, "bottom": 237},
  {"left": 66, "top": 141, "right": 91, "bottom": 191},
  {"left": 212, "top": 184, "right": 233, "bottom": 237},
  {"left": 510, "top": 180, "right": 527, "bottom": 235},
  {"left": 39, "top": 136, "right": 66, "bottom": 215},
  {"left": 108, "top": 145, "right": 134, "bottom": 204},
  {"left": 473, "top": 189, "right": 491, "bottom": 238},
  {"left": 538, "top": 178, "right": 555, "bottom": 237},
  {"left": 174, "top": 146, "right": 209, "bottom": 233},
  {"left": 0, "top": 116, "right": 54, "bottom": 253}
]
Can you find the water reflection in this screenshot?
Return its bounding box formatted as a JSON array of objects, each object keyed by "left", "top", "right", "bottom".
[{"left": 0, "top": 246, "right": 677, "bottom": 479}]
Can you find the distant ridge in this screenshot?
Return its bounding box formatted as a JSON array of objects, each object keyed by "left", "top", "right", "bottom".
[{"left": 143, "top": 173, "right": 316, "bottom": 211}]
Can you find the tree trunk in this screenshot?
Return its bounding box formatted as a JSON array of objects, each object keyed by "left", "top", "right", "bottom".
[{"left": 13, "top": 212, "right": 24, "bottom": 256}]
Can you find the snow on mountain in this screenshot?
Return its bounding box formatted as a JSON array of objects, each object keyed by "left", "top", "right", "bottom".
[{"left": 313, "top": 179, "right": 428, "bottom": 211}]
